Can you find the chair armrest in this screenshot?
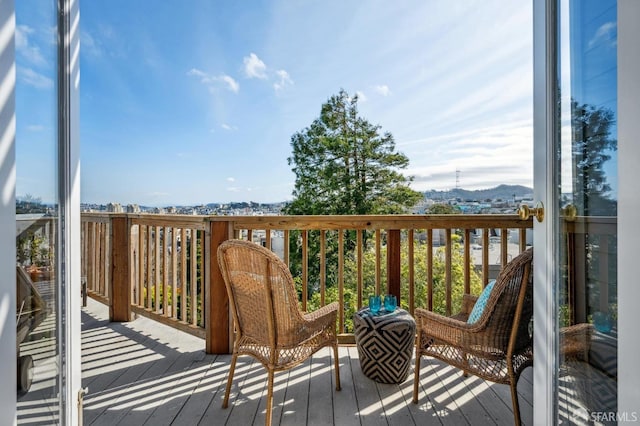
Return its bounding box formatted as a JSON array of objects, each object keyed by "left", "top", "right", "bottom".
[
  {"left": 299, "top": 302, "right": 339, "bottom": 340},
  {"left": 304, "top": 301, "right": 339, "bottom": 322},
  {"left": 414, "top": 307, "right": 472, "bottom": 346}
]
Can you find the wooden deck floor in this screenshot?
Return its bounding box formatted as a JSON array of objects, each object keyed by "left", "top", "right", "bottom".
[{"left": 80, "top": 298, "right": 532, "bottom": 426}]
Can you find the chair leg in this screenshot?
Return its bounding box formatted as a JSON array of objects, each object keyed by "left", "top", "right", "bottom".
[
  {"left": 265, "top": 370, "right": 275, "bottom": 426},
  {"left": 412, "top": 354, "right": 422, "bottom": 403},
  {"left": 333, "top": 343, "right": 341, "bottom": 391},
  {"left": 510, "top": 381, "right": 522, "bottom": 426},
  {"left": 462, "top": 351, "right": 470, "bottom": 377},
  {"left": 222, "top": 352, "right": 238, "bottom": 409}
]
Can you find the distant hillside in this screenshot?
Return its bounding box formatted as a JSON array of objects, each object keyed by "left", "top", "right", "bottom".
[{"left": 424, "top": 184, "right": 533, "bottom": 202}]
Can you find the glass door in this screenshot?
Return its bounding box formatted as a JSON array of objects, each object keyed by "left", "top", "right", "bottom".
[
  {"left": 556, "top": 0, "right": 618, "bottom": 423},
  {"left": 534, "top": 0, "right": 618, "bottom": 424},
  {"left": 15, "top": 2, "right": 61, "bottom": 423},
  {"left": 14, "top": 1, "right": 82, "bottom": 423}
]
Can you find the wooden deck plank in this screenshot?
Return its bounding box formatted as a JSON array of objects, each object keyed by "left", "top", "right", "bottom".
[
  {"left": 426, "top": 360, "right": 496, "bottom": 426},
  {"left": 77, "top": 299, "right": 527, "bottom": 426},
  {"left": 196, "top": 357, "right": 255, "bottom": 425},
  {"left": 169, "top": 355, "right": 228, "bottom": 425},
  {"left": 415, "top": 359, "right": 470, "bottom": 425},
  {"left": 347, "top": 346, "right": 388, "bottom": 426},
  {"left": 279, "top": 358, "right": 312, "bottom": 426},
  {"left": 216, "top": 358, "right": 266, "bottom": 426},
  {"left": 306, "top": 350, "right": 336, "bottom": 426},
  {"left": 330, "top": 348, "right": 360, "bottom": 426}
]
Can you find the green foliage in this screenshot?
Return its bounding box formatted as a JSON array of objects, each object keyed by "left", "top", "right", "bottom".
[
  {"left": 305, "top": 232, "right": 483, "bottom": 332},
  {"left": 284, "top": 89, "right": 422, "bottom": 216},
  {"left": 569, "top": 99, "right": 617, "bottom": 216},
  {"left": 426, "top": 203, "right": 461, "bottom": 214}
]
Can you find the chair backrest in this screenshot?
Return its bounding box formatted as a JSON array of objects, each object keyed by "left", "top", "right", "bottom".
[
  {"left": 473, "top": 248, "right": 533, "bottom": 352},
  {"left": 217, "top": 240, "right": 306, "bottom": 347}
]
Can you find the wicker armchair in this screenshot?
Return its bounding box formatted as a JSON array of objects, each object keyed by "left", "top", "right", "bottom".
[
  {"left": 412, "top": 248, "right": 533, "bottom": 426},
  {"left": 217, "top": 239, "right": 341, "bottom": 426}
]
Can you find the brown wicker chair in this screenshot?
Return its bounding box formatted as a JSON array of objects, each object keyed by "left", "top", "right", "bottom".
[
  {"left": 412, "top": 248, "right": 533, "bottom": 426},
  {"left": 217, "top": 239, "right": 341, "bottom": 426}
]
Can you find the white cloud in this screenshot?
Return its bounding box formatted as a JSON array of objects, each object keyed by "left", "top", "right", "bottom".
[
  {"left": 273, "top": 70, "right": 293, "bottom": 91},
  {"left": 81, "top": 31, "right": 102, "bottom": 57},
  {"left": 226, "top": 177, "right": 235, "bottom": 182},
  {"left": 588, "top": 22, "right": 617, "bottom": 49},
  {"left": 243, "top": 53, "right": 267, "bottom": 79},
  {"left": 221, "top": 123, "right": 238, "bottom": 131},
  {"left": 17, "top": 67, "right": 54, "bottom": 89},
  {"left": 15, "top": 25, "right": 46, "bottom": 67},
  {"left": 26, "top": 125, "right": 44, "bottom": 132},
  {"left": 227, "top": 187, "right": 240, "bottom": 192},
  {"left": 220, "top": 75, "right": 240, "bottom": 92},
  {"left": 374, "top": 85, "right": 391, "bottom": 96},
  {"left": 187, "top": 68, "right": 239, "bottom": 93},
  {"left": 355, "top": 90, "right": 367, "bottom": 102},
  {"left": 15, "top": 25, "right": 32, "bottom": 49}
]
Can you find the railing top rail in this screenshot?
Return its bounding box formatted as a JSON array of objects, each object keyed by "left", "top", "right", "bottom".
[
  {"left": 218, "top": 214, "right": 533, "bottom": 230},
  {"left": 565, "top": 216, "right": 617, "bottom": 234},
  {"left": 80, "top": 212, "right": 535, "bottom": 230}
]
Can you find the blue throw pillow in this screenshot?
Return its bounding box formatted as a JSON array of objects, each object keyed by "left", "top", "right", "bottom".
[{"left": 467, "top": 280, "right": 496, "bottom": 324}]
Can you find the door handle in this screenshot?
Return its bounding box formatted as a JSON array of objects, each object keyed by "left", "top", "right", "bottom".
[
  {"left": 562, "top": 204, "right": 577, "bottom": 222},
  {"left": 517, "top": 202, "right": 544, "bottom": 223}
]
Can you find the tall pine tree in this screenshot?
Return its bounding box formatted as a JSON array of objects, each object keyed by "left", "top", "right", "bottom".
[{"left": 285, "top": 89, "right": 422, "bottom": 215}]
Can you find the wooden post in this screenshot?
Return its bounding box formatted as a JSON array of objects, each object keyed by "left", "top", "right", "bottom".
[
  {"left": 206, "top": 220, "right": 232, "bottom": 354},
  {"left": 386, "top": 229, "right": 401, "bottom": 301},
  {"left": 110, "top": 215, "right": 131, "bottom": 322}
]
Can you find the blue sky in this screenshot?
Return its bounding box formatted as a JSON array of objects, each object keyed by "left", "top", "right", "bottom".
[{"left": 16, "top": 1, "right": 536, "bottom": 206}]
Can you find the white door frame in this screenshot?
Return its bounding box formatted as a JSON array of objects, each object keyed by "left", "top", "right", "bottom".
[
  {"left": 532, "top": 0, "right": 558, "bottom": 424},
  {"left": 0, "top": 0, "right": 18, "bottom": 422},
  {"left": 58, "top": 0, "right": 82, "bottom": 424},
  {"left": 618, "top": 0, "right": 640, "bottom": 416}
]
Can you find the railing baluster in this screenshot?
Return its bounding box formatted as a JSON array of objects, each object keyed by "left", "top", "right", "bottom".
[
  {"left": 427, "top": 228, "right": 433, "bottom": 311},
  {"left": 464, "top": 228, "right": 471, "bottom": 294},
  {"left": 445, "top": 229, "right": 452, "bottom": 316},
  {"left": 338, "top": 230, "right": 344, "bottom": 333},
  {"left": 146, "top": 225, "right": 152, "bottom": 310},
  {"left": 598, "top": 234, "right": 610, "bottom": 313},
  {"left": 482, "top": 228, "right": 489, "bottom": 287},
  {"left": 190, "top": 229, "right": 197, "bottom": 326},
  {"left": 163, "top": 227, "right": 169, "bottom": 317},
  {"left": 284, "top": 230, "right": 290, "bottom": 267},
  {"left": 138, "top": 225, "right": 145, "bottom": 307},
  {"left": 375, "top": 229, "right": 381, "bottom": 296},
  {"left": 180, "top": 228, "right": 187, "bottom": 322},
  {"left": 501, "top": 227, "right": 508, "bottom": 269},
  {"left": 320, "top": 230, "right": 326, "bottom": 306},
  {"left": 155, "top": 225, "right": 160, "bottom": 314},
  {"left": 301, "top": 230, "right": 308, "bottom": 311},
  {"left": 357, "top": 230, "right": 363, "bottom": 309},
  {"left": 172, "top": 227, "right": 178, "bottom": 319},
  {"left": 408, "top": 229, "right": 415, "bottom": 315}
]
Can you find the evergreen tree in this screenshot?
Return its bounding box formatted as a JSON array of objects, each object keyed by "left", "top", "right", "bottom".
[{"left": 285, "top": 89, "right": 422, "bottom": 215}]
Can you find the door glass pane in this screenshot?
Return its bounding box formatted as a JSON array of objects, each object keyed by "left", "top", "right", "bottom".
[
  {"left": 557, "top": 0, "right": 618, "bottom": 423},
  {"left": 15, "top": 3, "right": 60, "bottom": 423}
]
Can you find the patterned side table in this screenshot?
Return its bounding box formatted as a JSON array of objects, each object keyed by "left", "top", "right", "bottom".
[{"left": 353, "top": 307, "right": 416, "bottom": 384}]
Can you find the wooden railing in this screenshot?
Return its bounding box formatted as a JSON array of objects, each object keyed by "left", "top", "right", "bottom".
[
  {"left": 563, "top": 216, "right": 617, "bottom": 325},
  {"left": 81, "top": 213, "right": 533, "bottom": 353}
]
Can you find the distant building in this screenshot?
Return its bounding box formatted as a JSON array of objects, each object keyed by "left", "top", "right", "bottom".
[
  {"left": 107, "top": 202, "right": 123, "bottom": 213},
  {"left": 127, "top": 204, "right": 141, "bottom": 213}
]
